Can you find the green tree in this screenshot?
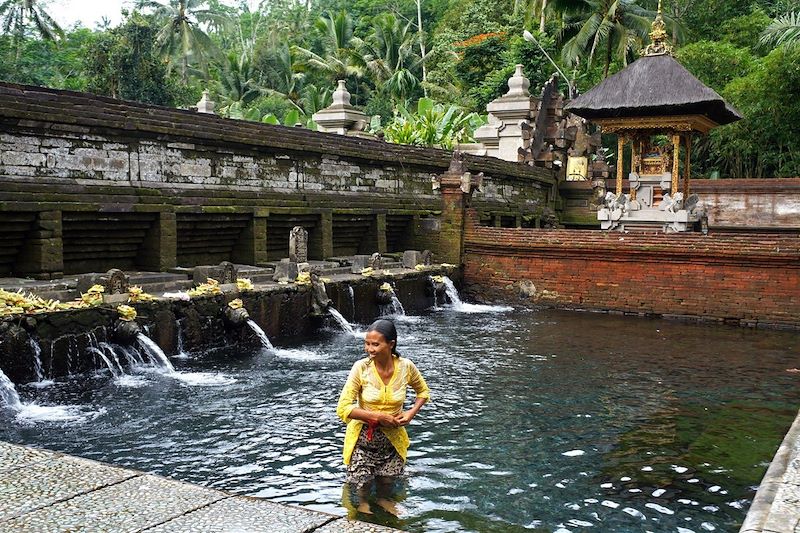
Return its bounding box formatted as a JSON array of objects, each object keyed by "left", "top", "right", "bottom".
[
  {"left": 134, "top": 0, "right": 227, "bottom": 81},
  {"left": 718, "top": 7, "right": 772, "bottom": 51},
  {"left": 215, "top": 51, "right": 265, "bottom": 117},
  {"left": 361, "top": 13, "right": 421, "bottom": 101},
  {"left": 676, "top": 40, "right": 753, "bottom": 92},
  {"left": 709, "top": 46, "right": 800, "bottom": 177},
  {"left": 760, "top": 11, "right": 800, "bottom": 51},
  {"left": 0, "top": 0, "right": 63, "bottom": 58},
  {"left": 560, "top": 0, "right": 655, "bottom": 78},
  {"left": 294, "top": 11, "right": 365, "bottom": 85},
  {"left": 0, "top": 0, "right": 62, "bottom": 40},
  {"left": 85, "top": 14, "right": 183, "bottom": 106}
]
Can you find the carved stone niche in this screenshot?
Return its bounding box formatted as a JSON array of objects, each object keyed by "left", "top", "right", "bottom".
[
  {"left": 192, "top": 261, "right": 238, "bottom": 286},
  {"left": 76, "top": 268, "right": 130, "bottom": 295}
]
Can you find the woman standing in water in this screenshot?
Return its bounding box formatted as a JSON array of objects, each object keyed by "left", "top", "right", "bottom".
[{"left": 336, "top": 319, "right": 430, "bottom": 514}]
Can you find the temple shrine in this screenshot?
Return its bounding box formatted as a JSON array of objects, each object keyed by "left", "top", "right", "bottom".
[{"left": 565, "top": 1, "right": 742, "bottom": 232}]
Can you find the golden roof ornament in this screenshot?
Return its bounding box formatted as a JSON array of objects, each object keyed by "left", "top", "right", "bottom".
[{"left": 641, "top": 0, "right": 673, "bottom": 56}]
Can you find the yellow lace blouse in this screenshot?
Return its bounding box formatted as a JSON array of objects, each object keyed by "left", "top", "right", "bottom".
[{"left": 336, "top": 356, "right": 430, "bottom": 465}]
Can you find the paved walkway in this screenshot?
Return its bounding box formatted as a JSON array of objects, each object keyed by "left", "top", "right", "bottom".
[
  {"left": 0, "top": 441, "right": 398, "bottom": 533},
  {"left": 741, "top": 409, "right": 800, "bottom": 532}
]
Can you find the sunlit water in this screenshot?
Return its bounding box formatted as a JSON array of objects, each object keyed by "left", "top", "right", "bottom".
[{"left": 1, "top": 308, "right": 799, "bottom": 532}]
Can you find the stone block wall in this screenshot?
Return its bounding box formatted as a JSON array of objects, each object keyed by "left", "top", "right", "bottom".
[
  {"left": 0, "top": 82, "right": 555, "bottom": 277},
  {"left": 463, "top": 211, "right": 800, "bottom": 328}
]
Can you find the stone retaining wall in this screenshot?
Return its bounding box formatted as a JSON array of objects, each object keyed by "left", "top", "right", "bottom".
[
  {"left": 0, "top": 82, "right": 555, "bottom": 278},
  {"left": 462, "top": 211, "right": 800, "bottom": 328}
]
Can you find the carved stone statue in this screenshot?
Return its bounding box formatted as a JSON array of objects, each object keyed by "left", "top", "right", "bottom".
[
  {"left": 289, "top": 226, "right": 308, "bottom": 263},
  {"left": 310, "top": 268, "right": 332, "bottom": 316},
  {"left": 368, "top": 252, "right": 382, "bottom": 270}
]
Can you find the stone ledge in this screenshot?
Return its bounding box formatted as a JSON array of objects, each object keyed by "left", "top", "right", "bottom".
[
  {"left": 741, "top": 409, "right": 800, "bottom": 532},
  {"left": 0, "top": 441, "right": 400, "bottom": 533}
]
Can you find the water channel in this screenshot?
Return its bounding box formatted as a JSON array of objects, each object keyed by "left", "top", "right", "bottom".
[{"left": 1, "top": 306, "right": 799, "bottom": 532}]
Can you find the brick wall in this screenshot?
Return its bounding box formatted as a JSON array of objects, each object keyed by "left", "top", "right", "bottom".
[{"left": 463, "top": 211, "right": 800, "bottom": 328}]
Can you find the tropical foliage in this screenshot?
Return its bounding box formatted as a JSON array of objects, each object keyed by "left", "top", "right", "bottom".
[{"left": 0, "top": 0, "right": 798, "bottom": 176}]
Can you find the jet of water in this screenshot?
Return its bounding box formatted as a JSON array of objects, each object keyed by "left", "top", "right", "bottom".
[
  {"left": 328, "top": 307, "right": 355, "bottom": 335},
  {"left": 0, "top": 368, "right": 22, "bottom": 411},
  {"left": 246, "top": 319, "right": 274, "bottom": 350},
  {"left": 136, "top": 334, "right": 175, "bottom": 374}
]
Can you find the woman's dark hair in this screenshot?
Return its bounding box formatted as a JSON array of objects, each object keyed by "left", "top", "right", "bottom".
[{"left": 366, "top": 319, "right": 400, "bottom": 357}]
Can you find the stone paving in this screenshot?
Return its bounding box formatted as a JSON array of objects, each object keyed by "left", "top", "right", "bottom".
[
  {"left": 0, "top": 441, "right": 400, "bottom": 533},
  {"left": 741, "top": 409, "right": 800, "bottom": 532}
]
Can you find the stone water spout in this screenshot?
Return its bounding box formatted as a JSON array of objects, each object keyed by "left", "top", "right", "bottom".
[
  {"left": 376, "top": 283, "right": 395, "bottom": 306},
  {"left": 223, "top": 298, "right": 250, "bottom": 328},
  {"left": 427, "top": 275, "right": 448, "bottom": 301},
  {"left": 310, "top": 269, "right": 332, "bottom": 317},
  {"left": 113, "top": 305, "right": 141, "bottom": 345}
]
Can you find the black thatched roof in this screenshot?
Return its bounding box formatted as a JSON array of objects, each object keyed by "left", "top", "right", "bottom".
[{"left": 565, "top": 54, "right": 742, "bottom": 126}]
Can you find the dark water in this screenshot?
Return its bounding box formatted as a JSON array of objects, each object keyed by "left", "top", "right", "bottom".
[{"left": 2, "top": 307, "right": 799, "bottom": 532}]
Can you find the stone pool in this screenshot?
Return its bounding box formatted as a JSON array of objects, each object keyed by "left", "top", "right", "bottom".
[{"left": 1, "top": 306, "right": 798, "bottom": 532}]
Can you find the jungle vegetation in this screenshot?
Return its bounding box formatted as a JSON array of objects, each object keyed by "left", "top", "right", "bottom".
[{"left": 1, "top": 0, "right": 798, "bottom": 177}]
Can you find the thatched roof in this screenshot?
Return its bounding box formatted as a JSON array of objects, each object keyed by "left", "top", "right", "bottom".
[{"left": 565, "top": 54, "right": 742, "bottom": 127}]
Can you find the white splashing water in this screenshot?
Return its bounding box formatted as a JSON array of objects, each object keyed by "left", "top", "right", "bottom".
[
  {"left": 441, "top": 276, "right": 514, "bottom": 314},
  {"left": 0, "top": 368, "right": 22, "bottom": 411},
  {"left": 86, "top": 347, "right": 122, "bottom": 379},
  {"left": 169, "top": 372, "right": 237, "bottom": 387},
  {"left": 136, "top": 334, "right": 175, "bottom": 374},
  {"left": 389, "top": 295, "right": 406, "bottom": 315},
  {"left": 273, "top": 348, "right": 325, "bottom": 361},
  {"left": 15, "top": 404, "right": 106, "bottom": 424},
  {"left": 328, "top": 307, "right": 355, "bottom": 335},
  {"left": 28, "top": 338, "right": 45, "bottom": 382},
  {"left": 246, "top": 319, "right": 274, "bottom": 350}
]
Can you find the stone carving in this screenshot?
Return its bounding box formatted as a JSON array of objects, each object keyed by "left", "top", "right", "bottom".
[
  {"left": 310, "top": 268, "right": 332, "bottom": 316},
  {"left": 421, "top": 250, "right": 433, "bottom": 265},
  {"left": 106, "top": 269, "right": 130, "bottom": 294},
  {"left": 219, "top": 261, "right": 236, "bottom": 284},
  {"left": 369, "top": 253, "right": 383, "bottom": 270},
  {"left": 289, "top": 226, "right": 308, "bottom": 263},
  {"left": 76, "top": 269, "right": 130, "bottom": 296}
]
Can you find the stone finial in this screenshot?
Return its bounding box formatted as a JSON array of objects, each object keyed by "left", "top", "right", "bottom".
[
  {"left": 506, "top": 64, "right": 531, "bottom": 98},
  {"left": 332, "top": 80, "right": 351, "bottom": 107},
  {"left": 196, "top": 90, "right": 216, "bottom": 114},
  {"left": 312, "top": 80, "right": 371, "bottom": 136}
]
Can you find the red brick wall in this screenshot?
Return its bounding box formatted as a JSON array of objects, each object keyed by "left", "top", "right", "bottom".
[{"left": 463, "top": 211, "right": 800, "bottom": 328}]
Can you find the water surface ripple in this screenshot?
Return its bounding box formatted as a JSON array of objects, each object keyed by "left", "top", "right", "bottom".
[{"left": 2, "top": 308, "right": 799, "bottom": 532}]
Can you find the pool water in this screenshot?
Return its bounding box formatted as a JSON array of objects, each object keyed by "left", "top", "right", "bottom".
[{"left": 2, "top": 308, "right": 799, "bottom": 532}]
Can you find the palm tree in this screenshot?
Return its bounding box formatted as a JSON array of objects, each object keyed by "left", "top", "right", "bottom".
[
  {"left": 293, "top": 11, "right": 365, "bottom": 84},
  {"left": 259, "top": 40, "right": 306, "bottom": 107},
  {"left": 134, "top": 0, "right": 228, "bottom": 81},
  {"left": 760, "top": 11, "right": 800, "bottom": 50},
  {"left": 0, "top": 0, "right": 63, "bottom": 58},
  {"left": 216, "top": 52, "right": 264, "bottom": 113},
  {"left": 560, "top": 0, "right": 654, "bottom": 78},
  {"left": 361, "top": 13, "right": 421, "bottom": 101}
]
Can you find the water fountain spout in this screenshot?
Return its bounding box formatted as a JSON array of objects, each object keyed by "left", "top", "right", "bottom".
[
  {"left": 310, "top": 268, "right": 332, "bottom": 316},
  {"left": 427, "top": 275, "right": 448, "bottom": 302},
  {"left": 376, "top": 283, "right": 395, "bottom": 306},
  {"left": 113, "top": 305, "right": 142, "bottom": 346},
  {"left": 223, "top": 299, "right": 250, "bottom": 328}
]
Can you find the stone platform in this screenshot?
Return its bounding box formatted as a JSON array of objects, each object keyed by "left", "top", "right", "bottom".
[
  {"left": 0, "top": 441, "right": 397, "bottom": 533},
  {"left": 741, "top": 409, "right": 800, "bottom": 532}
]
